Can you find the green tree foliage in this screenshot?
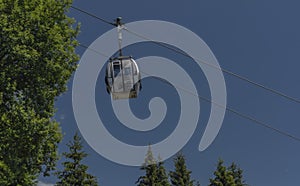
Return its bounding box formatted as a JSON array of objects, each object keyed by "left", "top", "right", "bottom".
[
  {"left": 209, "top": 159, "right": 247, "bottom": 186},
  {"left": 169, "top": 153, "right": 194, "bottom": 186},
  {"left": 136, "top": 162, "right": 159, "bottom": 186},
  {"left": 157, "top": 161, "right": 171, "bottom": 186},
  {"left": 0, "top": 161, "right": 13, "bottom": 185},
  {"left": 136, "top": 146, "right": 158, "bottom": 186},
  {"left": 56, "top": 132, "right": 98, "bottom": 186},
  {"left": 144, "top": 145, "right": 156, "bottom": 165},
  {"left": 0, "top": 100, "right": 61, "bottom": 185},
  {"left": 136, "top": 145, "right": 170, "bottom": 186},
  {"left": 228, "top": 163, "right": 245, "bottom": 185},
  {"left": 0, "top": 0, "right": 79, "bottom": 184}
]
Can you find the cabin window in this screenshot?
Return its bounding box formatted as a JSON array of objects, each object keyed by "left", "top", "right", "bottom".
[
  {"left": 124, "top": 67, "right": 131, "bottom": 75},
  {"left": 113, "top": 64, "right": 121, "bottom": 77}
]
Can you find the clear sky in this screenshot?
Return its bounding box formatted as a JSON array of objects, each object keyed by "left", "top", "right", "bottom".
[{"left": 40, "top": 0, "right": 300, "bottom": 185}]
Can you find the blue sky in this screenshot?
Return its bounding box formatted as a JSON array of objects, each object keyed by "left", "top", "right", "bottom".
[{"left": 41, "top": 0, "right": 300, "bottom": 185}]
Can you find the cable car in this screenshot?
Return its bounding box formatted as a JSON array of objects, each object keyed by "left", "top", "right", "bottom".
[
  {"left": 105, "top": 56, "right": 141, "bottom": 100},
  {"left": 105, "top": 17, "right": 142, "bottom": 100}
]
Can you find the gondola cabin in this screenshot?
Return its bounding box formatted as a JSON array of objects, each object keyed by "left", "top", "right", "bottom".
[{"left": 105, "top": 56, "right": 141, "bottom": 100}]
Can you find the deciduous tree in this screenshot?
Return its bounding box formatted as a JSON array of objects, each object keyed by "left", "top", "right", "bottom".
[{"left": 0, "top": 0, "right": 79, "bottom": 184}]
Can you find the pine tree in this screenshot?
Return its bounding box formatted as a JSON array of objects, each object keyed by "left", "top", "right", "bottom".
[
  {"left": 136, "top": 163, "right": 159, "bottom": 186},
  {"left": 136, "top": 145, "right": 158, "bottom": 186},
  {"left": 169, "top": 153, "right": 194, "bottom": 186},
  {"left": 228, "top": 163, "right": 245, "bottom": 185},
  {"left": 136, "top": 145, "right": 171, "bottom": 186},
  {"left": 56, "top": 133, "right": 98, "bottom": 186},
  {"left": 144, "top": 145, "right": 156, "bottom": 165},
  {"left": 209, "top": 159, "right": 247, "bottom": 186},
  {"left": 157, "top": 161, "right": 171, "bottom": 186}
]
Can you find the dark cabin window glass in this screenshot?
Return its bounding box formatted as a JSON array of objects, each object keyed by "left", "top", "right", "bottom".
[{"left": 113, "top": 64, "right": 121, "bottom": 77}]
